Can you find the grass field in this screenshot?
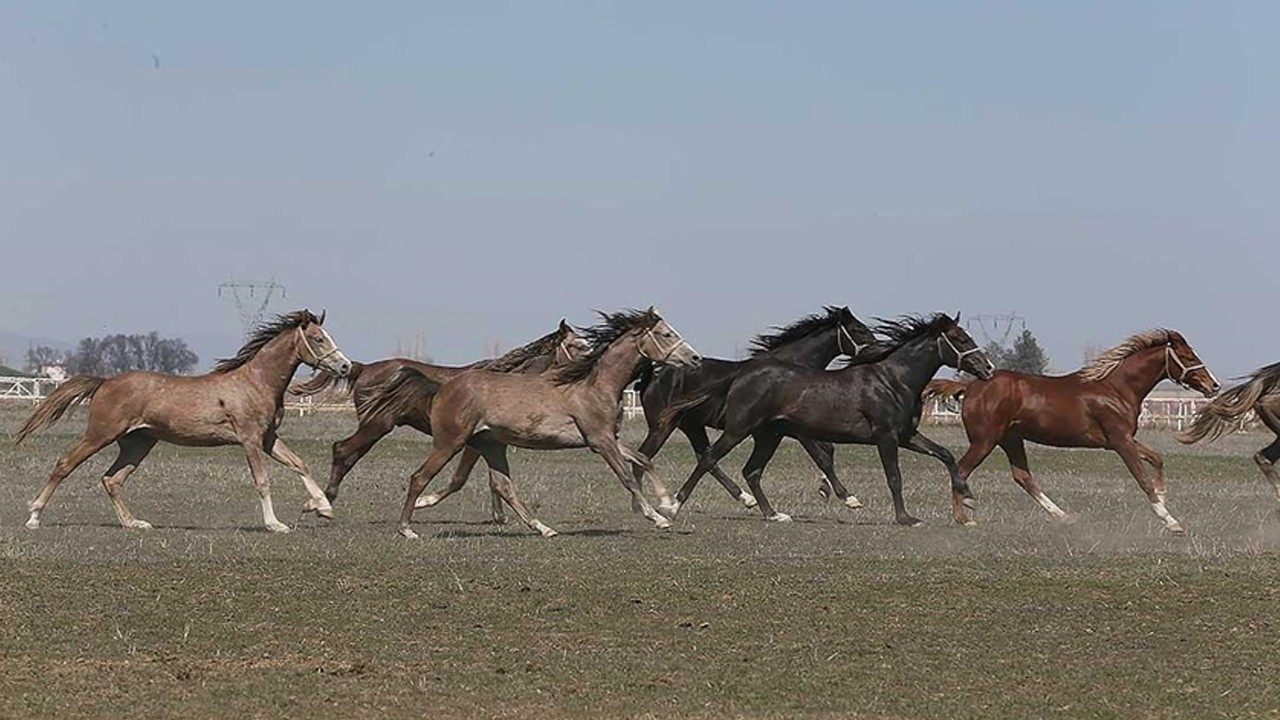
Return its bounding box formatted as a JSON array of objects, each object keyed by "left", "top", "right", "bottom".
[{"left": 2, "top": 402, "right": 1279, "bottom": 719}]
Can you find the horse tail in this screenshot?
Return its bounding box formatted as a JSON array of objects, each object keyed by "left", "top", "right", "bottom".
[
  {"left": 355, "top": 367, "right": 441, "bottom": 425},
  {"left": 15, "top": 375, "right": 105, "bottom": 444},
  {"left": 1178, "top": 362, "right": 1280, "bottom": 444},
  {"left": 289, "top": 361, "right": 364, "bottom": 398},
  {"left": 922, "top": 378, "right": 971, "bottom": 404}
]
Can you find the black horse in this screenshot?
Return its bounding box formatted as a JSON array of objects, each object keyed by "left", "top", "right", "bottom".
[
  {"left": 661, "top": 314, "right": 995, "bottom": 526},
  {"left": 634, "top": 306, "right": 880, "bottom": 512}
]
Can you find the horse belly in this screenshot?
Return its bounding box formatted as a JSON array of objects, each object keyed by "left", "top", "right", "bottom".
[{"left": 483, "top": 417, "right": 584, "bottom": 450}]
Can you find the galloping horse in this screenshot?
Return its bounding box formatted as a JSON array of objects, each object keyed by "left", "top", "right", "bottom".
[
  {"left": 923, "top": 329, "right": 1218, "bottom": 532},
  {"left": 360, "top": 308, "right": 701, "bottom": 539},
  {"left": 1178, "top": 361, "right": 1280, "bottom": 500},
  {"left": 662, "top": 314, "right": 994, "bottom": 525},
  {"left": 16, "top": 310, "right": 352, "bottom": 532},
  {"left": 291, "top": 320, "right": 589, "bottom": 522},
  {"left": 633, "top": 306, "right": 879, "bottom": 510}
]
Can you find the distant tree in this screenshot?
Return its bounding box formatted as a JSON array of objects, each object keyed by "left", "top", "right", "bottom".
[
  {"left": 970, "top": 329, "right": 1051, "bottom": 376},
  {"left": 1004, "top": 330, "right": 1050, "bottom": 374},
  {"left": 23, "top": 345, "right": 66, "bottom": 373},
  {"left": 64, "top": 333, "right": 198, "bottom": 375}
]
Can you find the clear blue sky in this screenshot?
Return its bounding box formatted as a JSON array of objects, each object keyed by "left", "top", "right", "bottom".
[{"left": 2, "top": 2, "right": 1275, "bottom": 376}]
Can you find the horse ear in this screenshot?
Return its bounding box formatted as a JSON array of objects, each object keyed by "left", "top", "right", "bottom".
[
  {"left": 318, "top": 309, "right": 326, "bottom": 325},
  {"left": 954, "top": 311, "right": 962, "bottom": 324},
  {"left": 300, "top": 309, "right": 313, "bottom": 328},
  {"left": 645, "top": 306, "right": 659, "bottom": 321},
  {"left": 559, "top": 318, "right": 570, "bottom": 332}
]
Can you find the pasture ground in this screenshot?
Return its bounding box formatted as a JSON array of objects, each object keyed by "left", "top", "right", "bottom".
[{"left": 1, "top": 403, "right": 1278, "bottom": 719}]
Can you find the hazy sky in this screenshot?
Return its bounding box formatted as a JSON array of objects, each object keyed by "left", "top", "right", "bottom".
[{"left": 2, "top": 2, "right": 1275, "bottom": 376}]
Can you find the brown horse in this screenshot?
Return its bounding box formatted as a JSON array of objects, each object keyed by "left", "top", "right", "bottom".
[
  {"left": 923, "top": 329, "right": 1218, "bottom": 532},
  {"left": 290, "top": 320, "right": 589, "bottom": 522},
  {"left": 1178, "top": 361, "right": 1280, "bottom": 499},
  {"left": 360, "top": 308, "right": 701, "bottom": 539},
  {"left": 16, "top": 310, "right": 352, "bottom": 532}
]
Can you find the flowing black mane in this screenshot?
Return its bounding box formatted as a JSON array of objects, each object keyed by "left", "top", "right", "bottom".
[
  {"left": 870, "top": 314, "right": 954, "bottom": 355},
  {"left": 554, "top": 309, "right": 658, "bottom": 385},
  {"left": 749, "top": 306, "right": 849, "bottom": 357},
  {"left": 214, "top": 310, "right": 320, "bottom": 373},
  {"left": 483, "top": 327, "right": 566, "bottom": 373}
]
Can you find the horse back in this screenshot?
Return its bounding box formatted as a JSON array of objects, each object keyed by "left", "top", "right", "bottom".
[{"left": 963, "top": 370, "right": 1123, "bottom": 447}]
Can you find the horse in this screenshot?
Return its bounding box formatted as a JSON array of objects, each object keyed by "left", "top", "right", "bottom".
[
  {"left": 662, "top": 314, "right": 994, "bottom": 525},
  {"left": 633, "top": 306, "right": 880, "bottom": 511},
  {"left": 359, "top": 308, "right": 701, "bottom": 539},
  {"left": 290, "top": 320, "right": 590, "bottom": 522},
  {"left": 922, "top": 329, "right": 1219, "bottom": 533},
  {"left": 1177, "top": 361, "right": 1280, "bottom": 500},
  {"left": 15, "top": 310, "right": 352, "bottom": 533}
]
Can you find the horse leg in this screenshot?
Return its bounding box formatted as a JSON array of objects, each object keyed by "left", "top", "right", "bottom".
[
  {"left": 265, "top": 434, "right": 334, "bottom": 520},
  {"left": 742, "top": 430, "right": 786, "bottom": 521},
  {"left": 1113, "top": 437, "right": 1184, "bottom": 534},
  {"left": 325, "top": 416, "right": 395, "bottom": 504},
  {"left": 999, "top": 436, "right": 1068, "bottom": 521},
  {"left": 475, "top": 442, "right": 558, "bottom": 538},
  {"left": 399, "top": 437, "right": 468, "bottom": 539},
  {"left": 632, "top": 415, "right": 680, "bottom": 507},
  {"left": 798, "top": 437, "right": 860, "bottom": 509},
  {"left": 416, "top": 445, "right": 479, "bottom": 510},
  {"left": 664, "top": 429, "right": 752, "bottom": 519},
  {"left": 684, "top": 424, "right": 756, "bottom": 509},
  {"left": 100, "top": 432, "right": 158, "bottom": 530},
  {"left": 1132, "top": 439, "right": 1167, "bottom": 502},
  {"left": 1252, "top": 404, "right": 1280, "bottom": 502},
  {"left": 26, "top": 429, "right": 117, "bottom": 530},
  {"left": 580, "top": 430, "right": 668, "bottom": 529},
  {"left": 875, "top": 436, "right": 921, "bottom": 526},
  {"left": 901, "top": 430, "right": 977, "bottom": 524},
  {"left": 948, "top": 431, "right": 1001, "bottom": 526},
  {"left": 618, "top": 443, "right": 662, "bottom": 515},
  {"left": 242, "top": 438, "right": 289, "bottom": 533}
]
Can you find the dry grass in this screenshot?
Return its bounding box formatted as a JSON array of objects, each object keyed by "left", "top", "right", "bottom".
[{"left": 2, "top": 403, "right": 1279, "bottom": 719}]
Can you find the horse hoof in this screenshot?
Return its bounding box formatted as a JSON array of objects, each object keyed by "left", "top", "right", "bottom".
[
  {"left": 844, "top": 496, "right": 864, "bottom": 510},
  {"left": 1166, "top": 523, "right": 1186, "bottom": 535},
  {"left": 24, "top": 518, "right": 39, "bottom": 530},
  {"left": 767, "top": 512, "right": 792, "bottom": 523},
  {"left": 1055, "top": 513, "right": 1079, "bottom": 525},
  {"left": 127, "top": 520, "right": 154, "bottom": 530},
  {"left": 399, "top": 527, "right": 420, "bottom": 540},
  {"left": 266, "top": 522, "right": 291, "bottom": 534},
  {"left": 491, "top": 515, "right": 509, "bottom": 526},
  {"left": 963, "top": 520, "right": 978, "bottom": 527},
  {"left": 417, "top": 494, "right": 441, "bottom": 509},
  {"left": 739, "top": 492, "right": 758, "bottom": 509},
  {"left": 654, "top": 517, "right": 673, "bottom": 530},
  {"left": 962, "top": 497, "right": 977, "bottom": 509},
  {"left": 316, "top": 507, "right": 335, "bottom": 520},
  {"left": 817, "top": 486, "right": 831, "bottom": 501},
  {"left": 657, "top": 502, "right": 680, "bottom": 520},
  {"left": 534, "top": 522, "right": 559, "bottom": 538},
  {"left": 897, "top": 516, "right": 923, "bottom": 527}
]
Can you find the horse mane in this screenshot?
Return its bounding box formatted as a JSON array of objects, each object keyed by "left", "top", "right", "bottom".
[
  {"left": 748, "top": 306, "right": 849, "bottom": 357},
  {"left": 553, "top": 309, "right": 658, "bottom": 385},
  {"left": 483, "top": 327, "right": 565, "bottom": 373},
  {"left": 214, "top": 310, "right": 320, "bottom": 374},
  {"left": 1078, "top": 329, "right": 1175, "bottom": 382}
]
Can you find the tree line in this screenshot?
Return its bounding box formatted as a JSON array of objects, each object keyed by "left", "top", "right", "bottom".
[{"left": 25, "top": 333, "right": 199, "bottom": 376}]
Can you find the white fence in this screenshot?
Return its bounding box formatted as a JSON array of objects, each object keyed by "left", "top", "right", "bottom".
[{"left": 0, "top": 377, "right": 62, "bottom": 402}]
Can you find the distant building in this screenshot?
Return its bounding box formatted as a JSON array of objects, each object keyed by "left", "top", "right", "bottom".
[{"left": 40, "top": 364, "right": 68, "bottom": 382}]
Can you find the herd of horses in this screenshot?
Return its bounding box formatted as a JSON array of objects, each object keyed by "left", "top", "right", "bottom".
[{"left": 12, "top": 306, "right": 1280, "bottom": 539}]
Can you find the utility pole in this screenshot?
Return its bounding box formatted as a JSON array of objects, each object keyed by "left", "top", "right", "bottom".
[{"left": 218, "top": 278, "right": 286, "bottom": 334}]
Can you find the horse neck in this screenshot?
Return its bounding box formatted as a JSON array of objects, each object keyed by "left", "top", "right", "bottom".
[
  {"left": 1104, "top": 346, "right": 1167, "bottom": 403},
  {"left": 870, "top": 334, "right": 945, "bottom": 394},
  {"left": 242, "top": 331, "right": 303, "bottom": 395},
  {"left": 763, "top": 330, "right": 839, "bottom": 368},
  {"left": 587, "top": 332, "right": 648, "bottom": 396}
]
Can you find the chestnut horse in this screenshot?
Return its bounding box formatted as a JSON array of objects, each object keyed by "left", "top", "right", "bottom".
[
  {"left": 1178, "top": 361, "right": 1280, "bottom": 500},
  {"left": 16, "top": 310, "right": 352, "bottom": 532},
  {"left": 923, "top": 329, "right": 1218, "bottom": 532},
  {"left": 290, "top": 320, "right": 589, "bottom": 522},
  {"left": 359, "top": 308, "right": 701, "bottom": 539}
]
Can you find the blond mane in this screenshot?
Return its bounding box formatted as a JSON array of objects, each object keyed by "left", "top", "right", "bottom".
[{"left": 1078, "top": 329, "right": 1173, "bottom": 382}]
